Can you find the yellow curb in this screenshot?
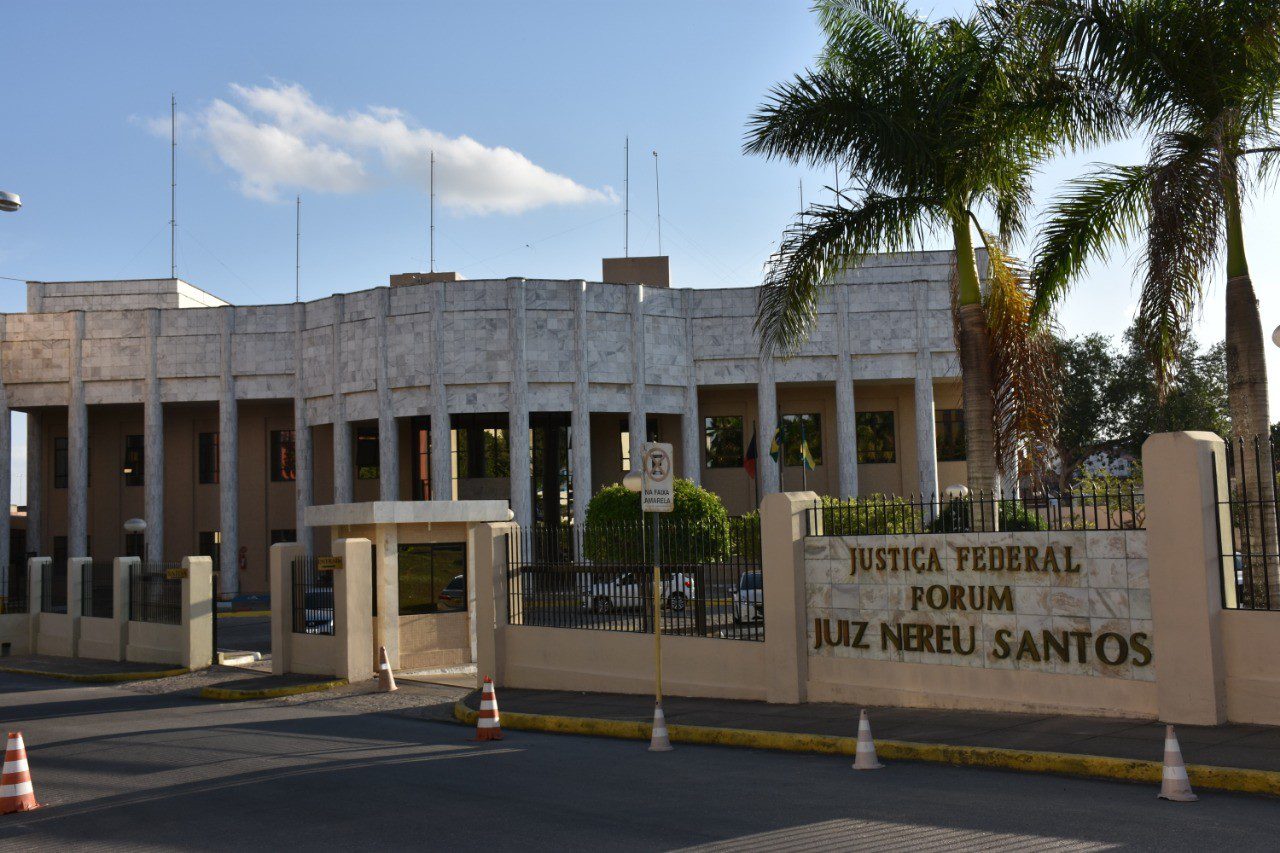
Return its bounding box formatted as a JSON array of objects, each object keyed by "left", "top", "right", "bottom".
[
  {"left": 0, "top": 664, "right": 190, "bottom": 683},
  {"left": 451, "top": 701, "right": 1280, "bottom": 797},
  {"left": 217, "top": 610, "right": 270, "bottom": 618},
  {"left": 200, "top": 679, "right": 347, "bottom": 701}
]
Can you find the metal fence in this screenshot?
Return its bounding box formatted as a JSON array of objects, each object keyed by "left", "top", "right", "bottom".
[
  {"left": 81, "top": 561, "right": 114, "bottom": 619},
  {"left": 1217, "top": 436, "right": 1280, "bottom": 610},
  {"left": 1, "top": 563, "right": 28, "bottom": 615},
  {"left": 41, "top": 561, "right": 67, "bottom": 614},
  {"left": 292, "top": 557, "right": 335, "bottom": 635},
  {"left": 506, "top": 518, "right": 764, "bottom": 641},
  {"left": 129, "top": 563, "right": 182, "bottom": 625},
  {"left": 807, "top": 486, "right": 1145, "bottom": 537}
]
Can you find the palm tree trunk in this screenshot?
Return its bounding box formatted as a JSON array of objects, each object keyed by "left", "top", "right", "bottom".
[
  {"left": 1223, "top": 177, "right": 1278, "bottom": 604},
  {"left": 952, "top": 217, "right": 998, "bottom": 525}
]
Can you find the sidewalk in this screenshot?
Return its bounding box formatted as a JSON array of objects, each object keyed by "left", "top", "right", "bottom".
[
  {"left": 0, "top": 655, "right": 187, "bottom": 682},
  {"left": 459, "top": 688, "right": 1280, "bottom": 787}
]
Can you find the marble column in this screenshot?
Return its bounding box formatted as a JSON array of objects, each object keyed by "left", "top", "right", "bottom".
[
  {"left": 757, "top": 353, "right": 780, "bottom": 496},
  {"left": 293, "top": 302, "right": 313, "bottom": 556},
  {"left": 376, "top": 288, "right": 399, "bottom": 502},
  {"left": 628, "top": 285, "right": 647, "bottom": 472},
  {"left": 913, "top": 286, "right": 939, "bottom": 505},
  {"left": 218, "top": 308, "right": 239, "bottom": 597},
  {"left": 25, "top": 411, "right": 41, "bottom": 558},
  {"left": 680, "top": 290, "right": 702, "bottom": 485},
  {"left": 429, "top": 283, "right": 452, "bottom": 501},
  {"left": 0, "top": 317, "right": 10, "bottom": 574},
  {"left": 571, "top": 281, "right": 592, "bottom": 532},
  {"left": 143, "top": 309, "right": 164, "bottom": 561},
  {"left": 68, "top": 311, "right": 88, "bottom": 559},
  {"left": 330, "top": 293, "right": 352, "bottom": 504},
  {"left": 508, "top": 279, "right": 532, "bottom": 527},
  {"left": 834, "top": 285, "right": 859, "bottom": 498}
]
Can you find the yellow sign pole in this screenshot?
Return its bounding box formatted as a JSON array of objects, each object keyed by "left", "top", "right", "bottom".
[{"left": 653, "top": 518, "right": 662, "bottom": 706}]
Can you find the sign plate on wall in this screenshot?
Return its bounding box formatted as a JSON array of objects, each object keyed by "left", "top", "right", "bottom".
[
  {"left": 317, "top": 556, "right": 343, "bottom": 572},
  {"left": 165, "top": 567, "right": 188, "bottom": 580},
  {"left": 641, "top": 442, "right": 674, "bottom": 513}
]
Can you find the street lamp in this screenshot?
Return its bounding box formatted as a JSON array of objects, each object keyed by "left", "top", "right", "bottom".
[{"left": 0, "top": 191, "right": 21, "bottom": 213}]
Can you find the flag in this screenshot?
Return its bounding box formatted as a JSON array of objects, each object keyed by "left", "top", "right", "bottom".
[
  {"left": 769, "top": 426, "right": 782, "bottom": 463},
  {"left": 744, "top": 433, "right": 758, "bottom": 479},
  {"left": 800, "top": 437, "right": 816, "bottom": 471}
]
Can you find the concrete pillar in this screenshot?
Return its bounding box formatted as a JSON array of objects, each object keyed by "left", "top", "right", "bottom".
[
  {"left": 429, "top": 283, "right": 452, "bottom": 500},
  {"left": 218, "top": 308, "right": 239, "bottom": 598},
  {"left": 913, "top": 285, "right": 939, "bottom": 503},
  {"left": 331, "top": 294, "right": 352, "bottom": 504},
  {"left": 0, "top": 316, "right": 10, "bottom": 574},
  {"left": 757, "top": 354, "right": 780, "bottom": 496},
  {"left": 834, "top": 285, "right": 858, "bottom": 498},
  {"left": 144, "top": 309, "right": 164, "bottom": 561},
  {"left": 26, "top": 556, "right": 48, "bottom": 651},
  {"left": 680, "top": 289, "right": 701, "bottom": 485},
  {"left": 334, "top": 537, "right": 374, "bottom": 682},
  {"left": 508, "top": 279, "right": 531, "bottom": 527},
  {"left": 1143, "top": 431, "right": 1230, "bottom": 724},
  {"left": 628, "top": 285, "right": 647, "bottom": 472},
  {"left": 571, "top": 281, "right": 592, "bottom": 530},
  {"left": 472, "top": 520, "right": 516, "bottom": 688},
  {"left": 112, "top": 556, "right": 136, "bottom": 661},
  {"left": 25, "top": 411, "right": 41, "bottom": 557},
  {"left": 760, "top": 491, "right": 817, "bottom": 703},
  {"left": 374, "top": 523, "right": 400, "bottom": 668},
  {"left": 67, "top": 311, "right": 88, "bottom": 559},
  {"left": 293, "top": 303, "right": 313, "bottom": 556},
  {"left": 269, "top": 542, "right": 304, "bottom": 675},
  {"left": 376, "top": 289, "right": 399, "bottom": 502},
  {"left": 181, "top": 554, "right": 214, "bottom": 669}
]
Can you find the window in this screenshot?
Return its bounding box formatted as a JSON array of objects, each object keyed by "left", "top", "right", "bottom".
[
  {"left": 531, "top": 414, "right": 573, "bottom": 526},
  {"left": 704, "top": 416, "right": 744, "bottom": 468},
  {"left": 123, "top": 435, "right": 145, "bottom": 486},
  {"left": 619, "top": 417, "right": 658, "bottom": 471},
  {"left": 397, "top": 542, "right": 467, "bottom": 614},
  {"left": 270, "top": 430, "right": 296, "bottom": 482},
  {"left": 270, "top": 529, "right": 296, "bottom": 544},
  {"left": 53, "top": 536, "right": 67, "bottom": 568},
  {"left": 125, "top": 533, "right": 145, "bottom": 558},
  {"left": 856, "top": 411, "right": 896, "bottom": 463},
  {"left": 936, "top": 409, "right": 967, "bottom": 462},
  {"left": 779, "top": 413, "right": 822, "bottom": 467},
  {"left": 355, "top": 426, "right": 379, "bottom": 480},
  {"left": 451, "top": 415, "right": 509, "bottom": 479},
  {"left": 198, "top": 531, "right": 221, "bottom": 568},
  {"left": 412, "top": 417, "right": 431, "bottom": 499},
  {"left": 54, "top": 437, "right": 68, "bottom": 489},
  {"left": 198, "top": 432, "right": 219, "bottom": 484}
]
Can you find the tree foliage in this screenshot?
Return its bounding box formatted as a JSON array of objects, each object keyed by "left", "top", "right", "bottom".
[{"left": 582, "top": 479, "right": 730, "bottom": 564}]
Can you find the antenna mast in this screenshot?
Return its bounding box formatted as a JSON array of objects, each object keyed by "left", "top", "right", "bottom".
[
  {"left": 799, "top": 178, "right": 804, "bottom": 213},
  {"left": 624, "top": 136, "right": 630, "bottom": 257},
  {"left": 295, "top": 195, "right": 301, "bottom": 303},
  {"left": 652, "top": 150, "right": 662, "bottom": 256},
  {"left": 170, "top": 93, "right": 177, "bottom": 279},
  {"left": 429, "top": 150, "right": 436, "bottom": 273}
]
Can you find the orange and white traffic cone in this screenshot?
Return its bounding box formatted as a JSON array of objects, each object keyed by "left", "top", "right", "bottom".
[
  {"left": 377, "top": 646, "right": 397, "bottom": 693},
  {"left": 852, "top": 709, "right": 883, "bottom": 770},
  {"left": 475, "top": 677, "right": 503, "bottom": 741},
  {"left": 648, "top": 702, "right": 673, "bottom": 752},
  {"left": 1158, "top": 724, "right": 1197, "bottom": 802},
  {"left": 0, "top": 732, "right": 40, "bottom": 815}
]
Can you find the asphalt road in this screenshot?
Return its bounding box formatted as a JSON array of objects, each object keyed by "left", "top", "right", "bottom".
[
  {"left": 215, "top": 616, "right": 271, "bottom": 654},
  {"left": 2, "top": 672, "right": 1279, "bottom": 851}
]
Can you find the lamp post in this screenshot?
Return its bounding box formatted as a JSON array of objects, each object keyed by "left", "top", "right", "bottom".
[{"left": 0, "top": 191, "right": 21, "bottom": 213}]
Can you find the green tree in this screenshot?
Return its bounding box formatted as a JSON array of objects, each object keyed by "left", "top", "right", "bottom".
[
  {"left": 1107, "top": 330, "right": 1229, "bottom": 453},
  {"left": 583, "top": 479, "right": 730, "bottom": 564},
  {"left": 1053, "top": 333, "right": 1120, "bottom": 488},
  {"left": 744, "top": 0, "right": 1107, "bottom": 494}
]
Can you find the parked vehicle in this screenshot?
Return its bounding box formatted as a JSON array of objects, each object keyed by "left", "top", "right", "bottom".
[
  {"left": 732, "top": 570, "right": 763, "bottom": 624},
  {"left": 303, "top": 589, "right": 334, "bottom": 634},
  {"left": 438, "top": 574, "right": 466, "bottom": 610},
  {"left": 583, "top": 571, "right": 695, "bottom": 614}
]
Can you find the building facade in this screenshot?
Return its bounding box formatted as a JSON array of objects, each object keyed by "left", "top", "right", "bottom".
[{"left": 3, "top": 251, "right": 968, "bottom": 597}]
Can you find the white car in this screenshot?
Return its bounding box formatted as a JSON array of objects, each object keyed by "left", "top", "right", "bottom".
[
  {"left": 582, "top": 571, "right": 695, "bottom": 614},
  {"left": 732, "top": 571, "right": 763, "bottom": 623}
]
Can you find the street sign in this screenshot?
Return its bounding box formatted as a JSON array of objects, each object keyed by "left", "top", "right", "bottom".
[
  {"left": 317, "top": 556, "right": 343, "bottom": 572},
  {"left": 641, "top": 442, "right": 674, "bottom": 513}
]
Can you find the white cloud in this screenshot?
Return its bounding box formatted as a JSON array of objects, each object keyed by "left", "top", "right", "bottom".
[{"left": 173, "top": 82, "right": 614, "bottom": 213}]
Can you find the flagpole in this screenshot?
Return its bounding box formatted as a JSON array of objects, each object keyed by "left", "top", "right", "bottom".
[
  {"left": 800, "top": 421, "right": 808, "bottom": 491},
  {"left": 752, "top": 420, "right": 760, "bottom": 509}
]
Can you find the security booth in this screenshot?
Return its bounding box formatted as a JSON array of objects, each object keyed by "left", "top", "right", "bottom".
[{"left": 301, "top": 500, "right": 511, "bottom": 673}]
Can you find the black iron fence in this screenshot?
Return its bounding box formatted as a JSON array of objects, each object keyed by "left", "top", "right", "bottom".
[
  {"left": 81, "top": 561, "right": 114, "bottom": 619},
  {"left": 41, "top": 561, "right": 67, "bottom": 614},
  {"left": 292, "top": 557, "right": 335, "bottom": 635},
  {"left": 807, "top": 486, "right": 1144, "bottom": 537},
  {"left": 506, "top": 518, "right": 764, "bottom": 641},
  {"left": 129, "top": 563, "right": 182, "bottom": 625},
  {"left": 1, "top": 563, "right": 28, "bottom": 615},
  {"left": 1217, "top": 435, "right": 1280, "bottom": 611}
]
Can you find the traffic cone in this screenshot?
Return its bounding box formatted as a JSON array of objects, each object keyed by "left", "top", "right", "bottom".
[
  {"left": 377, "top": 646, "right": 397, "bottom": 693},
  {"left": 475, "top": 677, "right": 503, "bottom": 741},
  {"left": 648, "top": 702, "right": 673, "bottom": 752},
  {"left": 0, "top": 732, "right": 40, "bottom": 815},
  {"left": 852, "top": 709, "right": 883, "bottom": 770},
  {"left": 1158, "top": 724, "right": 1197, "bottom": 802}
]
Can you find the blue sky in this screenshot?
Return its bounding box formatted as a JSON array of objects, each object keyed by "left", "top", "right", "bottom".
[{"left": 3, "top": 1, "right": 1279, "bottom": 499}]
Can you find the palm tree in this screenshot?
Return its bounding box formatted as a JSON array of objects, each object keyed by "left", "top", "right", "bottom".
[
  {"left": 745, "top": 0, "right": 1105, "bottom": 496},
  {"left": 1027, "top": 0, "right": 1280, "bottom": 600}
]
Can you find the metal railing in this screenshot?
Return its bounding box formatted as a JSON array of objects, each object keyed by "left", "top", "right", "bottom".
[
  {"left": 807, "top": 486, "right": 1145, "bottom": 537},
  {"left": 292, "top": 557, "right": 334, "bottom": 635},
  {"left": 81, "top": 561, "right": 114, "bottom": 619},
  {"left": 506, "top": 518, "right": 764, "bottom": 642},
  {"left": 41, "top": 561, "right": 67, "bottom": 614},
  {"left": 1, "top": 563, "right": 28, "bottom": 615},
  {"left": 1217, "top": 436, "right": 1280, "bottom": 610},
  {"left": 129, "top": 563, "right": 182, "bottom": 625}
]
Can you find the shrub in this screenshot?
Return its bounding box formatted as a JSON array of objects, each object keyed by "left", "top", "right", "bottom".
[
  {"left": 583, "top": 479, "right": 730, "bottom": 563},
  {"left": 928, "top": 498, "right": 1049, "bottom": 532},
  {"left": 820, "top": 494, "right": 923, "bottom": 536}
]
